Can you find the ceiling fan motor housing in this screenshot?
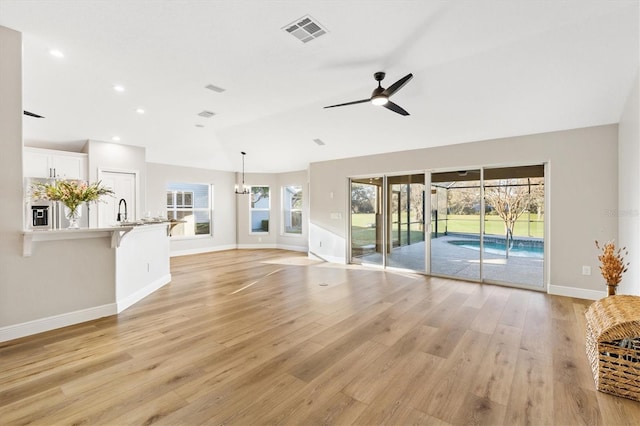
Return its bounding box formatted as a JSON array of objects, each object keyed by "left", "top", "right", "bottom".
[{"left": 374, "top": 71, "right": 386, "bottom": 82}]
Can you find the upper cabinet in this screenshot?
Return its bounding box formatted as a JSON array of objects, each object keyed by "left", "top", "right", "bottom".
[{"left": 23, "top": 147, "right": 88, "bottom": 180}]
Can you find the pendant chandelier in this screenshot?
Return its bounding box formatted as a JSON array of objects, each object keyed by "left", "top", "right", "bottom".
[{"left": 235, "top": 151, "right": 250, "bottom": 194}]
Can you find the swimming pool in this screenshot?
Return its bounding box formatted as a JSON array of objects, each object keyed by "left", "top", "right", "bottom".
[{"left": 449, "top": 239, "right": 544, "bottom": 258}]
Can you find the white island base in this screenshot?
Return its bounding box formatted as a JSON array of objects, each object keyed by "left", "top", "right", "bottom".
[
  {"left": 2, "top": 224, "right": 171, "bottom": 342},
  {"left": 113, "top": 224, "right": 171, "bottom": 312}
]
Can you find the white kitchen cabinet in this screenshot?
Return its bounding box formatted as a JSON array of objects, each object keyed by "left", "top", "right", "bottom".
[{"left": 23, "top": 147, "right": 87, "bottom": 180}]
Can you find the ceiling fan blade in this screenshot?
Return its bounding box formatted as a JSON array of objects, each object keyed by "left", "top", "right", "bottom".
[
  {"left": 324, "top": 98, "right": 370, "bottom": 109},
  {"left": 383, "top": 73, "right": 413, "bottom": 97},
  {"left": 23, "top": 110, "right": 44, "bottom": 118},
  {"left": 383, "top": 101, "right": 410, "bottom": 116}
]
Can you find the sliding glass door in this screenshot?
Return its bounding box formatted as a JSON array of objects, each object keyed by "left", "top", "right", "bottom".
[
  {"left": 430, "top": 170, "right": 482, "bottom": 281},
  {"left": 350, "top": 177, "right": 383, "bottom": 266},
  {"left": 387, "top": 174, "right": 425, "bottom": 271},
  {"left": 428, "top": 165, "right": 545, "bottom": 288},
  {"left": 482, "top": 166, "right": 544, "bottom": 287},
  {"left": 350, "top": 174, "right": 425, "bottom": 271},
  {"left": 348, "top": 165, "right": 545, "bottom": 288}
]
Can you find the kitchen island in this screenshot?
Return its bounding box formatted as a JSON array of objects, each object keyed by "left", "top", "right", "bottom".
[{"left": 6, "top": 223, "right": 171, "bottom": 341}]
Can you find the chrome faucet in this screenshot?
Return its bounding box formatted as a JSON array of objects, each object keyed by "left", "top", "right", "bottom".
[{"left": 117, "top": 198, "right": 128, "bottom": 222}]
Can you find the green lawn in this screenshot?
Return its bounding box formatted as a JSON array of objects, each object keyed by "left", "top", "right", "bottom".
[
  {"left": 439, "top": 214, "right": 544, "bottom": 238},
  {"left": 351, "top": 214, "right": 425, "bottom": 247},
  {"left": 351, "top": 213, "right": 543, "bottom": 248}
]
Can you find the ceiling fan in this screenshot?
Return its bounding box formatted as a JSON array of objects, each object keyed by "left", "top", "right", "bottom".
[{"left": 324, "top": 72, "right": 413, "bottom": 116}]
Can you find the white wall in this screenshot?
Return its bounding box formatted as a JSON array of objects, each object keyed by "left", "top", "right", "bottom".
[
  {"left": 0, "top": 26, "right": 116, "bottom": 340},
  {"left": 309, "top": 125, "right": 619, "bottom": 299},
  {"left": 147, "top": 162, "right": 237, "bottom": 256},
  {"left": 618, "top": 69, "right": 640, "bottom": 296}
]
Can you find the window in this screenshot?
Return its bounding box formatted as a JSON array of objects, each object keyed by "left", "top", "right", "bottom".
[
  {"left": 166, "top": 182, "right": 212, "bottom": 237},
  {"left": 250, "top": 185, "right": 270, "bottom": 233},
  {"left": 282, "top": 185, "right": 302, "bottom": 235}
]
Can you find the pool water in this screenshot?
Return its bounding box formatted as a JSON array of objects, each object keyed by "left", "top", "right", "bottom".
[{"left": 449, "top": 240, "right": 543, "bottom": 258}]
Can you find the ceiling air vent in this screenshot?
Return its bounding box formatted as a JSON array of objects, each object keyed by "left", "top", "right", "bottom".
[
  {"left": 283, "top": 15, "right": 328, "bottom": 43},
  {"left": 313, "top": 138, "right": 325, "bottom": 146},
  {"left": 205, "top": 84, "right": 225, "bottom": 93},
  {"left": 198, "top": 110, "right": 215, "bottom": 118}
]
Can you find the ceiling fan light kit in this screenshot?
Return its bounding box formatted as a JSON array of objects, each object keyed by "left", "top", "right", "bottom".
[
  {"left": 324, "top": 71, "right": 413, "bottom": 115},
  {"left": 371, "top": 96, "right": 388, "bottom": 106}
]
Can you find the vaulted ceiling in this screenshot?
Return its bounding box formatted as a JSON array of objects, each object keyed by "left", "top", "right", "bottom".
[{"left": 1, "top": 0, "right": 638, "bottom": 173}]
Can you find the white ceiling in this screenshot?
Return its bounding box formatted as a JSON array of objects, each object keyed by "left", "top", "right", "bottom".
[{"left": 1, "top": 0, "right": 638, "bottom": 173}]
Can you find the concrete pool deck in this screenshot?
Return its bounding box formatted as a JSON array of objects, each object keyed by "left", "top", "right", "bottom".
[{"left": 356, "top": 235, "right": 544, "bottom": 288}]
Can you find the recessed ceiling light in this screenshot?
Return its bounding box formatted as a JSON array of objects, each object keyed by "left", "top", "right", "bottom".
[
  {"left": 205, "top": 84, "right": 226, "bottom": 93},
  {"left": 112, "top": 136, "right": 121, "bottom": 141},
  {"left": 136, "top": 108, "right": 145, "bottom": 114},
  {"left": 49, "top": 49, "right": 64, "bottom": 58},
  {"left": 113, "top": 85, "right": 125, "bottom": 92},
  {"left": 197, "top": 110, "right": 215, "bottom": 118}
]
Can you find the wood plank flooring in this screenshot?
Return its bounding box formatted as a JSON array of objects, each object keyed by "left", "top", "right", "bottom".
[{"left": 1, "top": 249, "right": 639, "bottom": 425}]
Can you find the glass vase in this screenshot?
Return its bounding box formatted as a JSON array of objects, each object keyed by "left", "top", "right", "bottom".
[{"left": 64, "top": 205, "right": 82, "bottom": 229}]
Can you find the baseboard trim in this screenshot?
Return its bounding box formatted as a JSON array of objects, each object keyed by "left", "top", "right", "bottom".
[
  {"left": 172, "top": 244, "right": 309, "bottom": 257},
  {"left": 170, "top": 244, "right": 237, "bottom": 257},
  {"left": 548, "top": 284, "right": 605, "bottom": 300},
  {"left": 0, "top": 303, "right": 117, "bottom": 343},
  {"left": 275, "top": 244, "right": 308, "bottom": 252},
  {"left": 117, "top": 274, "right": 172, "bottom": 313},
  {"left": 236, "top": 244, "right": 278, "bottom": 249}
]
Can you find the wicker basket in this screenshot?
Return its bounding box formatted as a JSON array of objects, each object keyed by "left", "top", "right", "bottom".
[{"left": 585, "top": 295, "right": 640, "bottom": 401}]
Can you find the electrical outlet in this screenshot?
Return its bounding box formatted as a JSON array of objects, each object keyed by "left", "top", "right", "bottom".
[
  {"left": 582, "top": 265, "right": 591, "bottom": 275},
  {"left": 258, "top": 237, "right": 262, "bottom": 242}
]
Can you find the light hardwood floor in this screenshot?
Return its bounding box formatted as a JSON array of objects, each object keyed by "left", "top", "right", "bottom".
[{"left": 1, "top": 249, "right": 639, "bottom": 425}]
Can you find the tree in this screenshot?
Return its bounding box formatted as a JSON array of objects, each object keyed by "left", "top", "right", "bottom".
[
  {"left": 409, "top": 184, "right": 425, "bottom": 229},
  {"left": 251, "top": 186, "right": 269, "bottom": 208},
  {"left": 351, "top": 183, "right": 377, "bottom": 214},
  {"left": 484, "top": 178, "right": 539, "bottom": 258},
  {"left": 447, "top": 184, "right": 481, "bottom": 215}
]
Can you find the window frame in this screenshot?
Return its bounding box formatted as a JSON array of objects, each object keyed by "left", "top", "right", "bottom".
[
  {"left": 282, "top": 184, "right": 303, "bottom": 236},
  {"left": 166, "top": 182, "right": 213, "bottom": 239},
  {"left": 249, "top": 185, "right": 270, "bottom": 234}
]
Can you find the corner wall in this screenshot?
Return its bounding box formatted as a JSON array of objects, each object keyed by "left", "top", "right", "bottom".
[
  {"left": 0, "top": 26, "right": 116, "bottom": 340},
  {"left": 618, "top": 69, "right": 640, "bottom": 296},
  {"left": 236, "top": 170, "right": 309, "bottom": 252},
  {"left": 309, "top": 124, "right": 619, "bottom": 299}
]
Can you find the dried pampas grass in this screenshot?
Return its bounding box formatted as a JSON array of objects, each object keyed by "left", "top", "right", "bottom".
[{"left": 595, "top": 240, "right": 629, "bottom": 288}]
